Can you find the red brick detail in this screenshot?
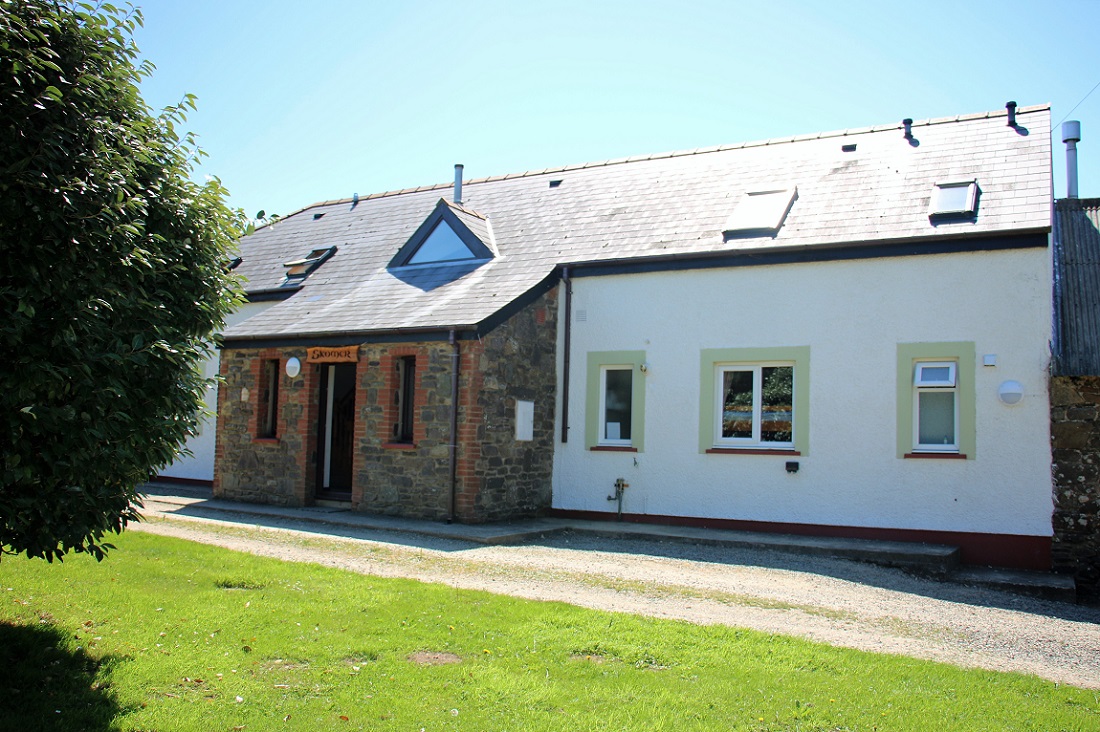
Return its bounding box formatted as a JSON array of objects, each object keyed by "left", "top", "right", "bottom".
[{"left": 453, "top": 340, "right": 487, "bottom": 521}]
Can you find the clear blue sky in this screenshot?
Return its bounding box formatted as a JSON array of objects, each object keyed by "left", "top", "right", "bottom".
[{"left": 133, "top": 0, "right": 1100, "bottom": 219}]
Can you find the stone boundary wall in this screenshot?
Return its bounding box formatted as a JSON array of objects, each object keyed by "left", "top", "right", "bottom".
[{"left": 1051, "top": 375, "right": 1100, "bottom": 598}]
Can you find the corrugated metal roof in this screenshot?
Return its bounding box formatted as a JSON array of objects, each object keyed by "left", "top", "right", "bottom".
[
  {"left": 1053, "top": 198, "right": 1100, "bottom": 376},
  {"left": 225, "top": 105, "right": 1053, "bottom": 342}
]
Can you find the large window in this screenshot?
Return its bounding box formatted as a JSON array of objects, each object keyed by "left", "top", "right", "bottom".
[
  {"left": 699, "top": 346, "right": 809, "bottom": 454},
  {"left": 716, "top": 364, "right": 794, "bottom": 447},
  {"left": 585, "top": 351, "right": 646, "bottom": 451},
  {"left": 897, "top": 343, "right": 974, "bottom": 459}
]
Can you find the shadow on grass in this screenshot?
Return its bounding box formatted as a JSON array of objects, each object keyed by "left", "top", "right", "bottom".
[{"left": 0, "top": 621, "right": 124, "bottom": 731}]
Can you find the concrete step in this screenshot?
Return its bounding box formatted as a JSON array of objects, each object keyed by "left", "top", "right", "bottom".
[
  {"left": 949, "top": 566, "right": 1078, "bottom": 603},
  {"left": 562, "top": 519, "right": 962, "bottom": 575}
]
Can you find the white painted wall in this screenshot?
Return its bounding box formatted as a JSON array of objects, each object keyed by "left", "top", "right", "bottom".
[
  {"left": 553, "top": 247, "right": 1054, "bottom": 537},
  {"left": 159, "top": 301, "right": 276, "bottom": 482}
]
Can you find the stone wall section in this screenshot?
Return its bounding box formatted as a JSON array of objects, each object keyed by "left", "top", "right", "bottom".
[
  {"left": 214, "top": 346, "right": 317, "bottom": 506},
  {"left": 1051, "top": 375, "right": 1100, "bottom": 598},
  {"left": 459, "top": 288, "right": 558, "bottom": 521},
  {"left": 354, "top": 342, "right": 453, "bottom": 519}
]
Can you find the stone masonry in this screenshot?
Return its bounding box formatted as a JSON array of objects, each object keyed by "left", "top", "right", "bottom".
[
  {"left": 213, "top": 287, "right": 558, "bottom": 522},
  {"left": 1051, "top": 375, "right": 1100, "bottom": 599}
]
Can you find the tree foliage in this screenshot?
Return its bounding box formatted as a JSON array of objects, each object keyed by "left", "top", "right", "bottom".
[{"left": 0, "top": 1, "right": 245, "bottom": 561}]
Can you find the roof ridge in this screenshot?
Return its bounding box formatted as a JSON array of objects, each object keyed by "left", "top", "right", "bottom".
[{"left": 282, "top": 104, "right": 1051, "bottom": 217}]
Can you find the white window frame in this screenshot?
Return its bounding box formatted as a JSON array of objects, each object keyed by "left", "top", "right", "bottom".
[
  {"left": 914, "top": 361, "right": 957, "bottom": 388},
  {"left": 598, "top": 365, "right": 633, "bottom": 446},
  {"left": 913, "top": 360, "right": 959, "bottom": 453},
  {"left": 713, "top": 362, "right": 795, "bottom": 449}
]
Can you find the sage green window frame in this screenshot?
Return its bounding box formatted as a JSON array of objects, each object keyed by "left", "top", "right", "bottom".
[
  {"left": 585, "top": 351, "right": 646, "bottom": 451},
  {"left": 699, "top": 346, "right": 810, "bottom": 454},
  {"left": 896, "top": 342, "right": 975, "bottom": 459}
]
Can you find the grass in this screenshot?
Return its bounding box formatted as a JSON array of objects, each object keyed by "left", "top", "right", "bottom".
[{"left": 0, "top": 531, "right": 1096, "bottom": 731}]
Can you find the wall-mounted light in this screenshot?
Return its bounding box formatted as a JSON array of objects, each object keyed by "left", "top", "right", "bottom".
[
  {"left": 285, "top": 357, "right": 301, "bottom": 378},
  {"left": 639, "top": 363, "right": 649, "bottom": 374},
  {"left": 998, "top": 380, "right": 1024, "bottom": 405}
]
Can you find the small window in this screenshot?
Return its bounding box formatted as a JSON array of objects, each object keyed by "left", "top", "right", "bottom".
[
  {"left": 913, "top": 360, "right": 958, "bottom": 453},
  {"left": 585, "top": 351, "right": 646, "bottom": 451},
  {"left": 393, "top": 356, "right": 416, "bottom": 443},
  {"left": 914, "top": 362, "right": 956, "bottom": 388},
  {"left": 723, "top": 187, "right": 797, "bottom": 235},
  {"left": 407, "top": 221, "right": 477, "bottom": 265},
  {"left": 715, "top": 364, "right": 794, "bottom": 448},
  {"left": 599, "top": 366, "right": 633, "bottom": 445},
  {"left": 929, "top": 181, "right": 978, "bottom": 217},
  {"left": 259, "top": 359, "right": 279, "bottom": 438}
]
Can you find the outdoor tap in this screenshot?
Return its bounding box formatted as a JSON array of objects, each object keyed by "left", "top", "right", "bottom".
[{"left": 607, "top": 478, "right": 628, "bottom": 521}]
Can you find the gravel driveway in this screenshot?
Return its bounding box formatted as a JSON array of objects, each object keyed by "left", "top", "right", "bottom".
[{"left": 133, "top": 500, "right": 1100, "bottom": 690}]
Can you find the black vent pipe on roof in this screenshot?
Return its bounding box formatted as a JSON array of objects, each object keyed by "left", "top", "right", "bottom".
[
  {"left": 1006, "top": 101, "right": 1018, "bottom": 127},
  {"left": 902, "top": 118, "right": 913, "bottom": 140}
]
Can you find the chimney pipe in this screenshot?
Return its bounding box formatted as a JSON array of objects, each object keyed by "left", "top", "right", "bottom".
[
  {"left": 902, "top": 118, "right": 913, "bottom": 140},
  {"left": 454, "top": 164, "right": 464, "bottom": 205},
  {"left": 1063, "top": 121, "right": 1081, "bottom": 199},
  {"left": 1005, "top": 101, "right": 1017, "bottom": 127}
]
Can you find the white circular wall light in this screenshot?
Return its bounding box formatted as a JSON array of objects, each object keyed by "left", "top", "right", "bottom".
[
  {"left": 285, "top": 357, "right": 301, "bottom": 378},
  {"left": 998, "top": 380, "right": 1024, "bottom": 405}
]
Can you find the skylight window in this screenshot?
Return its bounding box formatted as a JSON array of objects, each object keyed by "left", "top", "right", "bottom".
[
  {"left": 407, "top": 221, "right": 477, "bottom": 265},
  {"left": 282, "top": 246, "right": 336, "bottom": 285},
  {"left": 723, "top": 187, "right": 797, "bottom": 235},
  {"left": 929, "top": 181, "right": 978, "bottom": 217}
]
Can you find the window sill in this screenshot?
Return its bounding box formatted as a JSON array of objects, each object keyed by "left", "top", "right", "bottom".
[
  {"left": 706, "top": 448, "right": 801, "bottom": 456},
  {"left": 904, "top": 452, "right": 967, "bottom": 460},
  {"left": 590, "top": 445, "right": 637, "bottom": 452},
  {"left": 382, "top": 442, "right": 417, "bottom": 450},
  {"left": 252, "top": 437, "right": 280, "bottom": 444}
]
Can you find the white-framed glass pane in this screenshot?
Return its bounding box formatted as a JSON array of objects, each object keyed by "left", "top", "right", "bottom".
[
  {"left": 407, "top": 221, "right": 475, "bottom": 264},
  {"left": 918, "top": 391, "right": 956, "bottom": 447},
  {"left": 930, "top": 181, "right": 977, "bottom": 216},
  {"left": 760, "top": 366, "right": 793, "bottom": 443},
  {"left": 915, "top": 361, "right": 956, "bottom": 387},
  {"left": 721, "top": 369, "right": 754, "bottom": 439},
  {"left": 602, "top": 367, "right": 632, "bottom": 442}
]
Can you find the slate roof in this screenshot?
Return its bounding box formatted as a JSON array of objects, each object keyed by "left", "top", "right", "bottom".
[
  {"left": 1053, "top": 198, "right": 1100, "bottom": 376},
  {"left": 224, "top": 104, "right": 1052, "bottom": 343}
]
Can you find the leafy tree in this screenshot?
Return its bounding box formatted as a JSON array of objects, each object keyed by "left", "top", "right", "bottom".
[{"left": 0, "top": 1, "right": 245, "bottom": 561}]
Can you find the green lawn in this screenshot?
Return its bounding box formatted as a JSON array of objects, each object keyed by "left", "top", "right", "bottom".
[{"left": 0, "top": 531, "right": 1096, "bottom": 731}]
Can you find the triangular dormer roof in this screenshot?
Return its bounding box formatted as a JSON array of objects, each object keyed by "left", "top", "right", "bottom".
[{"left": 388, "top": 198, "right": 496, "bottom": 268}]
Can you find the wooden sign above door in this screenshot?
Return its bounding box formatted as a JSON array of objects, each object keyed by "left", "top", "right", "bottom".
[{"left": 306, "top": 345, "right": 359, "bottom": 363}]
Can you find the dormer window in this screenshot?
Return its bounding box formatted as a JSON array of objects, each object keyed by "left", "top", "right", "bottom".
[
  {"left": 390, "top": 198, "right": 496, "bottom": 269},
  {"left": 282, "top": 246, "right": 336, "bottom": 285},
  {"left": 929, "top": 181, "right": 978, "bottom": 218},
  {"left": 407, "top": 221, "right": 477, "bottom": 265},
  {"left": 723, "top": 187, "right": 797, "bottom": 236}
]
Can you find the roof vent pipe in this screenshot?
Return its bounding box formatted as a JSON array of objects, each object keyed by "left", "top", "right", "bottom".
[
  {"left": 454, "top": 164, "right": 464, "bottom": 205},
  {"left": 1006, "top": 101, "right": 1017, "bottom": 127},
  {"left": 902, "top": 118, "right": 913, "bottom": 140},
  {"left": 1063, "top": 121, "right": 1081, "bottom": 199}
]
